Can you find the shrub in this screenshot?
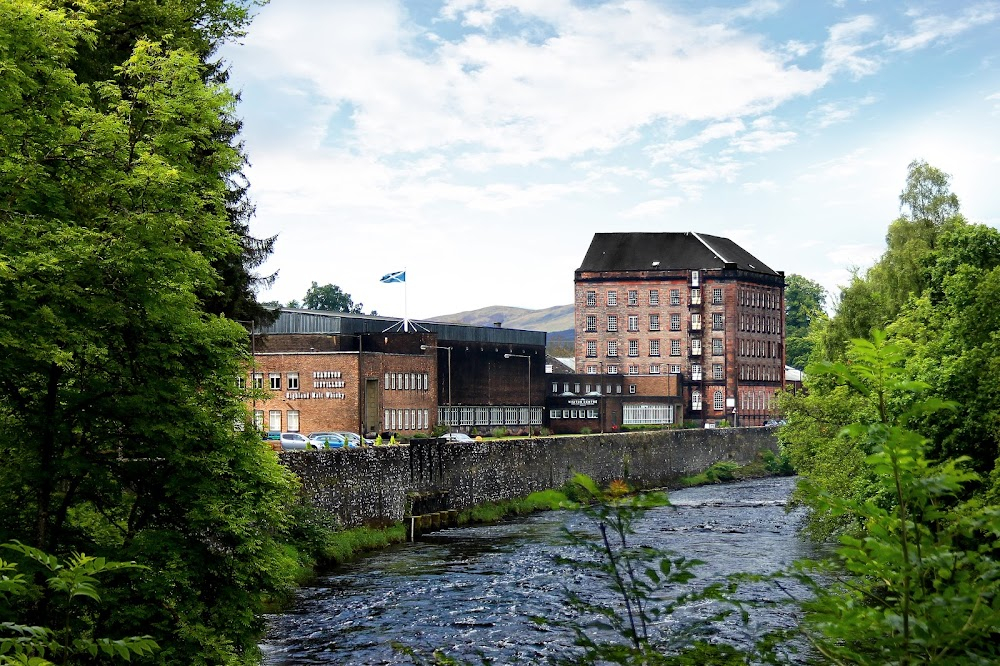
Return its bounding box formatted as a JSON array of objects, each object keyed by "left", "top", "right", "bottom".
[
  {"left": 491, "top": 427, "right": 508, "bottom": 438},
  {"left": 580, "top": 426, "right": 592, "bottom": 435}
]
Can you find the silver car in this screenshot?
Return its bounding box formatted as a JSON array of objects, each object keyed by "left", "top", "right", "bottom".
[{"left": 279, "top": 432, "right": 320, "bottom": 450}]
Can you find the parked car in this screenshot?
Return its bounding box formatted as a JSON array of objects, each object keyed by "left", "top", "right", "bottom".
[
  {"left": 763, "top": 419, "right": 787, "bottom": 427},
  {"left": 279, "top": 432, "right": 320, "bottom": 450},
  {"left": 333, "top": 431, "right": 373, "bottom": 446},
  {"left": 307, "top": 432, "right": 356, "bottom": 449},
  {"left": 438, "top": 432, "right": 476, "bottom": 443},
  {"left": 263, "top": 430, "right": 281, "bottom": 442}
]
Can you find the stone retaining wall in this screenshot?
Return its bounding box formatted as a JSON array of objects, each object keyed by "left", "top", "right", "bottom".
[{"left": 278, "top": 427, "right": 778, "bottom": 527}]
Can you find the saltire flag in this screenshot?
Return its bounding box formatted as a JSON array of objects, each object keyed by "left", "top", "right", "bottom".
[{"left": 380, "top": 270, "right": 405, "bottom": 283}]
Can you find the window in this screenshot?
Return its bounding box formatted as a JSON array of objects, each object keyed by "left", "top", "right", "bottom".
[
  {"left": 287, "top": 372, "right": 299, "bottom": 390},
  {"left": 607, "top": 340, "right": 619, "bottom": 357},
  {"left": 552, "top": 382, "right": 558, "bottom": 393},
  {"left": 691, "top": 270, "right": 700, "bottom": 287},
  {"left": 608, "top": 365, "right": 619, "bottom": 374},
  {"left": 586, "top": 340, "right": 597, "bottom": 357},
  {"left": 629, "top": 384, "right": 637, "bottom": 393},
  {"left": 691, "top": 313, "right": 701, "bottom": 330},
  {"left": 252, "top": 373, "right": 264, "bottom": 389},
  {"left": 563, "top": 382, "right": 570, "bottom": 393},
  {"left": 287, "top": 410, "right": 300, "bottom": 432},
  {"left": 713, "top": 338, "right": 724, "bottom": 355},
  {"left": 670, "top": 313, "right": 681, "bottom": 331},
  {"left": 628, "top": 365, "right": 638, "bottom": 375},
  {"left": 713, "top": 313, "right": 724, "bottom": 330},
  {"left": 587, "top": 365, "right": 597, "bottom": 374},
  {"left": 690, "top": 288, "right": 701, "bottom": 304},
  {"left": 649, "top": 339, "right": 660, "bottom": 356},
  {"left": 671, "top": 364, "right": 681, "bottom": 374},
  {"left": 628, "top": 290, "right": 638, "bottom": 306},
  {"left": 586, "top": 291, "right": 597, "bottom": 307},
  {"left": 713, "top": 288, "right": 723, "bottom": 304},
  {"left": 585, "top": 314, "right": 597, "bottom": 332},
  {"left": 607, "top": 290, "right": 617, "bottom": 306},
  {"left": 691, "top": 339, "right": 702, "bottom": 355},
  {"left": 628, "top": 339, "right": 639, "bottom": 357},
  {"left": 670, "top": 339, "right": 681, "bottom": 356},
  {"left": 254, "top": 410, "right": 264, "bottom": 429},
  {"left": 574, "top": 383, "right": 581, "bottom": 393},
  {"left": 691, "top": 363, "right": 702, "bottom": 380},
  {"left": 649, "top": 289, "right": 659, "bottom": 306},
  {"left": 650, "top": 363, "right": 661, "bottom": 374},
  {"left": 268, "top": 410, "right": 281, "bottom": 431},
  {"left": 628, "top": 315, "right": 639, "bottom": 332},
  {"left": 713, "top": 390, "right": 724, "bottom": 411},
  {"left": 269, "top": 373, "right": 281, "bottom": 390},
  {"left": 713, "top": 363, "right": 723, "bottom": 380},
  {"left": 670, "top": 289, "right": 680, "bottom": 305},
  {"left": 607, "top": 315, "right": 618, "bottom": 332},
  {"left": 649, "top": 314, "right": 660, "bottom": 331},
  {"left": 692, "top": 390, "right": 702, "bottom": 410}
]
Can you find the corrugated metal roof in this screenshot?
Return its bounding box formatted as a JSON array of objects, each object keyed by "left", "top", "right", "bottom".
[
  {"left": 259, "top": 309, "right": 546, "bottom": 347},
  {"left": 576, "top": 232, "right": 778, "bottom": 275}
]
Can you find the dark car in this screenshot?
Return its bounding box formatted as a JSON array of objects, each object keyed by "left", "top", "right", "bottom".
[
  {"left": 263, "top": 430, "right": 281, "bottom": 441},
  {"left": 307, "top": 432, "right": 356, "bottom": 449}
]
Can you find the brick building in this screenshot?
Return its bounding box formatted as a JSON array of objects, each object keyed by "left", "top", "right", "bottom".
[
  {"left": 574, "top": 232, "right": 785, "bottom": 427},
  {"left": 247, "top": 309, "right": 547, "bottom": 437}
]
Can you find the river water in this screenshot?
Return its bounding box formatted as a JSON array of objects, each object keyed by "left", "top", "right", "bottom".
[{"left": 262, "top": 476, "right": 814, "bottom": 664}]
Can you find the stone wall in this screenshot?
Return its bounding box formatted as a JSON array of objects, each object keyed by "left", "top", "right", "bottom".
[{"left": 279, "top": 427, "right": 778, "bottom": 527}]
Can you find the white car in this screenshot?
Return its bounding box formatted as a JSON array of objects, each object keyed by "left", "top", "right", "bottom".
[
  {"left": 279, "top": 432, "right": 320, "bottom": 450},
  {"left": 439, "top": 432, "right": 476, "bottom": 443}
]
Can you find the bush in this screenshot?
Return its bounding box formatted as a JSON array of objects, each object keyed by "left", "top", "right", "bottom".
[
  {"left": 491, "top": 427, "right": 508, "bottom": 438},
  {"left": 704, "top": 461, "right": 740, "bottom": 483},
  {"left": 579, "top": 426, "right": 592, "bottom": 435}
]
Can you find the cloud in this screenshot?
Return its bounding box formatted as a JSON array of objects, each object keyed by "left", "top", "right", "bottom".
[
  {"left": 808, "top": 95, "right": 878, "bottom": 128},
  {"left": 620, "top": 197, "right": 684, "bottom": 218},
  {"left": 887, "top": 3, "right": 1000, "bottom": 52},
  {"left": 821, "top": 15, "right": 882, "bottom": 78},
  {"left": 742, "top": 179, "right": 777, "bottom": 193}
]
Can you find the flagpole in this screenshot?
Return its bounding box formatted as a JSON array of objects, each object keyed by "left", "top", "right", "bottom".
[{"left": 404, "top": 266, "right": 408, "bottom": 332}]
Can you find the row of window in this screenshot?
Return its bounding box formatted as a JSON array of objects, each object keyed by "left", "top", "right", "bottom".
[
  {"left": 586, "top": 338, "right": 724, "bottom": 358},
  {"left": 552, "top": 382, "right": 623, "bottom": 394},
  {"left": 740, "top": 390, "right": 775, "bottom": 410},
  {"left": 740, "top": 365, "right": 781, "bottom": 382},
  {"left": 438, "top": 406, "right": 544, "bottom": 426},
  {"left": 383, "top": 372, "right": 429, "bottom": 391},
  {"left": 586, "top": 312, "right": 725, "bottom": 333},
  {"left": 690, "top": 389, "right": 726, "bottom": 411},
  {"left": 740, "top": 289, "right": 780, "bottom": 310},
  {"left": 385, "top": 408, "right": 431, "bottom": 430},
  {"left": 246, "top": 371, "right": 349, "bottom": 391},
  {"left": 254, "top": 409, "right": 299, "bottom": 432},
  {"left": 585, "top": 287, "right": 721, "bottom": 308},
  {"left": 740, "top": 314, "right": 780, "bottom": 334},
  {"left": 550, "top": 408, "right": 600, "bottom": 419},
  {"left": 740, "top": 338, "right": 779, "bottom": 358}
]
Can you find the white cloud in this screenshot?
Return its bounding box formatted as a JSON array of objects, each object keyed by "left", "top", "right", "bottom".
[
  {"left": 821, "top": 15, "right": 882, "bottom": 78},
  {"left": 808, "top": 94, "right": 878, "bottom": 128},
  {"left": 620, "top": 197, "right": 684, "bottom": 218},
  {"left": 887, "top": 3, "right": 1000, "bottom": 52},
  {"left": 742, "top": 179, "right": 777, "bottom": 193}
]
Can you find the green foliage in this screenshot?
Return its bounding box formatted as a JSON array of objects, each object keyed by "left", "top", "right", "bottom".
[
  {"left": 538, "top": 474, "right": 747, "bottom": 665},
  {"left": 0, "top": 543, "right": 158, "bottom": 665},
  {"left": 760, "top": 448, "right": 795, "bottom": 476},
  {"left": 579, "top": 426, "right": 592, "bottom": 435},
  {"left": 490, "top": 427, "right": 508, "bottom": 438},
  {"left": 302, "top": 281, "right": 368, "bottom": 313},
  {"left": 784, "top": 274, "right": 828, "bottom": 369},
  {"left": 786, "top": 332, "right": 1000, "bottom": 664}
]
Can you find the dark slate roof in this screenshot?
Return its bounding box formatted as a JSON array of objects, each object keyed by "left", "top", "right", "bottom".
[{"left": 577, "top": 232, "right": 778, "bottom": 275}]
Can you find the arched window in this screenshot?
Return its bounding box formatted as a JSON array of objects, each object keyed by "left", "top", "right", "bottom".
[
  {"left": 713, "top": 390, "right": 724, "bottom": 411},
  {"left": 692, "top": 390, "right": 702, "bottom": 409}
]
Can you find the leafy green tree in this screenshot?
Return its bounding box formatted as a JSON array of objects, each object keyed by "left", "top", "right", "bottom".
[
  {"left": 0, "top": 2, "right": 299, "bottom": 663},
  {"left": 303, "top": 281, "right": 367, "bottom": 313},
  {"left": 784, "top": 274, "right": 827, "bottom": 369}
]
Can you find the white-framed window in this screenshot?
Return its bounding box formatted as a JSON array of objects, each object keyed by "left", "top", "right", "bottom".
[
  {"left": 650, "top": 363, "right": 661, "bottom": 374},
  {"left": 587, "top": 409, "right": 599, "bottom": 419},
  {"left": 608, "top": 315, "right": 618, "bottom": 332},
  {"left": 574, "top": 383, "right": 581, "bottom": 393},
  {"left": 269, "top": 373, "right": 281, "bottom": 390},
  {"left": 670, "top": 364, "right": 681, "bottom": 374},
  {"left": 269, "top": 410, "right": 281, "bottom": 431},
  {"left": 649, "top": 314, "right": 660, "bottom": 331},
  {"left": 586, "top": 314, "right": 597, "bottom": 332},
  {"left": 628, "top": 290, "right": 638, "bottom": 306},
  {"left": 607, "top": 290, "right": 617, "bottom": 306},
  {"left": 287, "top": 372, "right": 299, "bottom": 390},
  {"left": 713, "top": 390, "right": 724, "bottom": 411},
  {"left": 691, "top": 270, "right": 700, "bottom": 287},
  {"left": 252, "top": 373, "right": 264, "bottom": 389},
  {"left": 629, "top": 384, "right": 637, "bottom": 393},
  {"left": 587, "top": 340, "right": 597, "bottom": 357},
  {"left": 670, "top": 339, "right": 681, "bottom": 356},
  {"left": 628, "top": 365, "right": 638, "bottom": 375},
  {"left": 690, "top": 288, "right": 701, "bottom": 304},
  {"left": 692, "top": 390, "right": 702, "bottom": 410},
  {"left": 608, "top": 365, "right": 619, "bottom": 374},
  {"left": 287, "top": 410, "right": 300, "bottom": 432},
  {"left": 649, "top": 289, "right": 659, "bottom": 306},
  {"left": 563, "top": 382, "right": 570, "bottom": 392},
  {"left": 670, "top": 289, "right": 680, "bottom": 305},
  {"left": 691, "top": 363, "right": 702, "bottom": 380},
  {"left": 587, "top": 365, "right": 597, "bottom": 374},
  {"left": 616, "top": 385, "right": 623, "bottom": 393},
  {"left": 254, "top": 410, "right": 264, "bottom": 429},
  {"left": 608, "top": 340, "right": 619, "bottom": 357},
  {"left": 628, "top": 315, "right": 638, "bottom": 332},
  {"left": 236, "top": 375, "right": 246, "bottom": 389},
  {"left": 628, "top": 340, "right": 639, "bottom": 357},
  {"left": 713, "top": 288, "right": 723, "bottom": 304},
  {"left": 552, "top": 382, "right": 558, "bottom": 393},
  {"left": 713, "top": 313, "right": 724, "bottom": 330},
  {"left": 550, "top": 409, "right": 562, "bottom": 419},
  {"left": 713, "top": 338, "right": 724, "bottom": 355},
  {"left": 586, "top": 291, "right": 597, "bottom": 307},
  {"left": 713, "top": 363, "right": 723, "bottom": 380},
  {"left": 692, "top": 338, "right": 702, "bottom": 355},
  {"left": 649, "top": 339, "right": 660, "bottom": 356},
  {"left": 671, "top": 313, "right": 681, "bottom": 331}
]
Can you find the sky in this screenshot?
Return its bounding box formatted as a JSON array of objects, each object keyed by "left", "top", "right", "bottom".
[{"left": 221, "top": 0, "right": 1000, "bottom": 320}]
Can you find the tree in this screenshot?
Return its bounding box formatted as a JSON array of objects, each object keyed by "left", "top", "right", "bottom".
[
  {"left": 783, "top": 274, "right": 827, "bottom": 369},
  {"left": 303, "top": 282, "right": 365, "bottom": 313},
  {"left": 0, "top": 2, "right": 299, "bottom": 662}
]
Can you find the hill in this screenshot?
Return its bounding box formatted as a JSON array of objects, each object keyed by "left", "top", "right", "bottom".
[{"left": 427, "top": 304, "right": 575, "bottom": 355}]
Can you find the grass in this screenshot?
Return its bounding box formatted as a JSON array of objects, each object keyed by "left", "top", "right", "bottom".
[{"left": 457, "top": 488, "right": 578, "bottom": 525}]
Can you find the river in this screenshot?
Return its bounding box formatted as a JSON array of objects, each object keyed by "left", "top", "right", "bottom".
[{"left": 261, "top": 476, "right": 814, "bottom": 664}]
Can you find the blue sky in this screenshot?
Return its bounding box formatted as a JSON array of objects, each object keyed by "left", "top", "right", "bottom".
[{"left": 222, "top": 0, "right": 1000, "bottom": 319}]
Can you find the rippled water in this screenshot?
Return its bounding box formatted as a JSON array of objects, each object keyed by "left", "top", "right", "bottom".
[{"left": 262, "top": 476, "right": 813, "bottom": 664}]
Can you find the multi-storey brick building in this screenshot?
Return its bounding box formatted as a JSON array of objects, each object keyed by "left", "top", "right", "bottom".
[
  {"left": 574, "top": 232, "right": 785, "bottom": 427},
  {"left": 248, "top": 309, "right": 547, "bottom": 437}
]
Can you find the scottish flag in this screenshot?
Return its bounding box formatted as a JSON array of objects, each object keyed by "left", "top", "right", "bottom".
[{"left": 380, "top": 270, "right": 405, "bottom": 283}]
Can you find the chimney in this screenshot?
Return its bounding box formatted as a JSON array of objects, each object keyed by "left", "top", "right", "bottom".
[{"left": 494, "top": 321, "right": 502, "bottom": 328}]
